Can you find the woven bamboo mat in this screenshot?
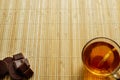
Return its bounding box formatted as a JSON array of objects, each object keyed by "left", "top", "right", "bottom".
[{"left": 0, "top": 0, "right": 120, "bottom": 80}]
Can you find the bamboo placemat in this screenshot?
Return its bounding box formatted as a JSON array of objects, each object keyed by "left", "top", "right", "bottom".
[{"left": 0, "top": 0, "right": 120, "bottom": 80}]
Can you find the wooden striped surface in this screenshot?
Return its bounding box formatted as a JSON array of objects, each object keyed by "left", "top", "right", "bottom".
[{"left": 0, "top": 0, "right": 120, "bottom": 80}]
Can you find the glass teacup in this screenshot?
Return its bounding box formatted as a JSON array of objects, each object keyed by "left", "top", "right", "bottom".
[{"left": 82, "top": 37, "right": 120, "bottom": 79}]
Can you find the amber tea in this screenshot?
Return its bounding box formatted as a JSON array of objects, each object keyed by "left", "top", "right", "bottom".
[{"left": 82, "top": 38, "right": 120, "bottom": 76}]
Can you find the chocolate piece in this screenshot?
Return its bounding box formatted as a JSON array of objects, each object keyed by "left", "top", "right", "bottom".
[
  {"left": 3, "top": 57, "right": 13, "bottom": 65},
  {"left": 3, "top": 57, "right": 13, "bottom": 75},
  {"left": 9, "top": 62, "right": 23, "bottom": 80},
  {"left": 13, "top": 60, "right": 29, "bottom": 73},
  {"left": 0, "top": 60, "right": 8, "bottom": 78},
  {"left": 18, "top": 63, "right": 29, "bottom": 73},
  {"left": 13, "top": 60, "right": 23, "bottom": 70},
  {"left": 24, "top": 68, "right": 33, "bottom": 78},
  {"left": 13, "top": 53, "right": 24, "bottom": 60},
  {"left": 21, "top": 58, "right": 30, "bottom": 67}
]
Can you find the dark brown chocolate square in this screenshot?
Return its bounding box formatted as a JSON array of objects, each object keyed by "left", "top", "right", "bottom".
[
  {"left": 21, "top": 59, "right": 30, "bottom": 67},
  {"left": 13, "top": 60, "right": 29, "bottom": 73},
  {"left": 13, "top": 60, "right": 23, "bottom": 70},
  {"left": 18, "top": 63, "right": 29, "bottom": 73},
  {"left": 24, "top": 68, "right": 33, "bottom": 78},
  {"left": 13, "top": 53, "right": 24, "bottom": 60}
]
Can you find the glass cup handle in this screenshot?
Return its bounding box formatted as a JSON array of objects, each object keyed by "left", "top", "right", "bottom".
[{"left": 113, "top": 68, "right": 120, "bottom": 79}]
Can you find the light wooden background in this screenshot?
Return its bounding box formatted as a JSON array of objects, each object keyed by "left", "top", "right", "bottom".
[{"left": 0, "top": 0, "right": 120, "bottom": 80}]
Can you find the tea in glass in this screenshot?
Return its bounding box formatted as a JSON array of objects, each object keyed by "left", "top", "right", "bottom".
[{"left": 82, "top": 37, "right": 120, "bottom": 76}]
